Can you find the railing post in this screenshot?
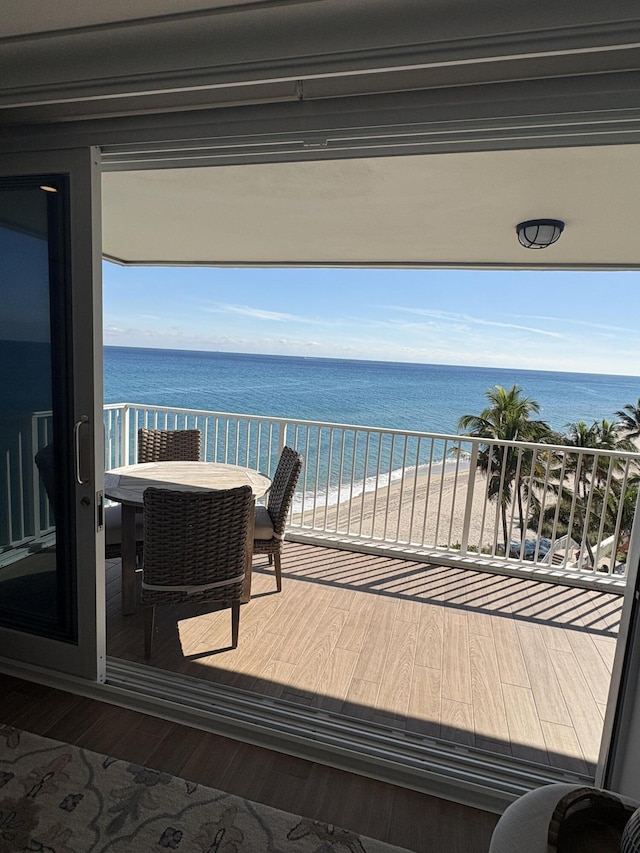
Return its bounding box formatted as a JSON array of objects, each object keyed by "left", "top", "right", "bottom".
[
  {"left": 31, "top": 414, "right": 41, "bottom": 537},
  {"left": 622, "top": 487, "right": 640, "bottom": 583},
  {"left": 459, "top": 442, "right": 478, "bottom": 557},
  {"left": 122, "top": 404, "right": 131, "bottom": 467},
  {"left": 277, "top": 419, "right": 287, "bottom": 456}
]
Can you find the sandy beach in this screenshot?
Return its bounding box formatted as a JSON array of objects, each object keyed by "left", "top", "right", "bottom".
[{"left": 293, "top": 462, "right": 501, "bottom": 551}]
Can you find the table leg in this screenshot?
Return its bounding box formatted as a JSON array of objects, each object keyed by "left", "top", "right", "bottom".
[
  {"left": 241, "top": 500, "right": 256, "bottom": 604},
  {"left": 121, "top": 504, "right": 137, "bottom": 615}
]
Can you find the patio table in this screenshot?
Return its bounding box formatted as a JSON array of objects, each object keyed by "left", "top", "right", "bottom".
[{"left": 105, "top": 461, "right": 271, "bottom": 614}]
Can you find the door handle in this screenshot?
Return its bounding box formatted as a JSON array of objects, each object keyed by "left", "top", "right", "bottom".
[{"left": 74, "top": 415, "right": 90, "bottom": 484}]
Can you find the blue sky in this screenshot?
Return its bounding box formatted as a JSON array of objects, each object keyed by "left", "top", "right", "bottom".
[{"left": 103, "top": 265, "right": 640, "bottom": 376}]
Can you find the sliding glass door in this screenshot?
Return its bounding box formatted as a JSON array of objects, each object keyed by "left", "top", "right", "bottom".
[{"left": 0, "top": 149, "right": 104, "bottom": 680}]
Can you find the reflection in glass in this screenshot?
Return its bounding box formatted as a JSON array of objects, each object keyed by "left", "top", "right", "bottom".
[{"left": 0, "top": 179, "right": 76, "bottom": 640}]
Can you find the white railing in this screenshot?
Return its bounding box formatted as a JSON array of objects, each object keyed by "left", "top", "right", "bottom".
[
  {"left": 105, "top": 403, "right": 640, "bottom": 586},
  {"left": 1, "top": 411, "right": 54, "bottom": 553}
]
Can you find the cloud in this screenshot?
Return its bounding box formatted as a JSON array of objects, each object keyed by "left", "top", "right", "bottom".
[
  {"left": 383, "top": 307, "right": 564, "bottom": 339},
  {"left": 199, "top": 302, "right": 360, "bottom": 329},
  {"left": 201, "top": 303, "right": 305, "bottom": 322},
  {"left": 510, "top": 313, "right": 633, "bottom": 334}
]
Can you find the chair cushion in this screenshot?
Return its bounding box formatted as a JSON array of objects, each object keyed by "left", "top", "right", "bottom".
[
  {"left": 104, "top": 503, "right": 144, "bottom": 546},
  {"left": 253, "top": 505, "right": 274, "bottom": 541}
]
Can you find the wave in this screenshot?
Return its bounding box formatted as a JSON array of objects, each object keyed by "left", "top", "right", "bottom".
[{"left": 291, "top": 457, "right": 467, "bottom": 514}]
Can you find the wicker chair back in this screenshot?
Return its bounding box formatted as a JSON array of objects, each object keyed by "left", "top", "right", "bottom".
[
  {"left": 141, "top": 485, "right": 253, "bottom": 606},
  {"left": 266, "top": 446, "right": 303, "bottom": 536},
  {"left": 137, "top": 428, "right": 201, "bottom": 463}
]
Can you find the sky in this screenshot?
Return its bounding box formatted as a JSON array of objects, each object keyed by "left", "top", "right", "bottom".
[{"left": 103, "top": 265, "right": 640, "bottom": 376}]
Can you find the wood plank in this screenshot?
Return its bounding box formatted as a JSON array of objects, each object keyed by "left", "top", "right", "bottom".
[
  {"left": 407, "top": 665, "right": 441, "bottom": 738},
  {"left": 566, "top": 629, "right": 614, "bottom": 706},
  {"left": 442, "top": 610, "right": 472, "bottom": 705},
  {"left": 311, "top": 647, "right": 359, "bottom": 713},
  {"left": 342, "top": 678, "right": 379, "bottom": 722},
  {"left": 540, "top": 624, "right": 573, "bottom": 653},
  {"left": 415, "top": 603, "right": 444, "bottom": 670},
  {"left": 396, "top": 597, "right": 424, "bottom": 624},
  {"left": 465, "top": 580, "right": 496, "bottom": 638},
  {"left": 252, "top": 659, "right": 297, "bottom": 698},
  {"left": 501, "top": 683, "right": 549, "bottom": 764},
  {"left": 351, "top": 597, "right": 399, "bottom": 684},
  {"left": 299, "top": 764, "right": 394, "bottom": 844},
  {"left": 491, "top": 614, "right": 530, "bottom": 688},
  {"left": 548, "top": 647, "right": 606, "bottom": 767},
  {"left": 440, "top": 699, "right": 474, "bottom": 746},
  {"left": 286, "top": 606, "right": 348, "bottom": 693},
  {"left": 540, "top": 721, "right": 589, "bottom": 775},
  {"left": 388, "top": 785, "right": 498, "bottom": 853},
  {"left": 271, "top": 587, "right": 334, "bottom": 665},
  {"left": 225, "top": 631, "right": 288, "bottom": 689},
  {"left": 335, "top": 593, "right": 376, "bottom": 653},
  {"left": 516, "top": 623, "right": 572, "bottom": 726},
  {"left": 469, "top": 633, "right": 509, "bottom": 743},
  {"left": 591, "top": 635, "right": 617, "bottom": 671},
  {"left": 376, "top": 618, "right": 418, "bottom": 719}
]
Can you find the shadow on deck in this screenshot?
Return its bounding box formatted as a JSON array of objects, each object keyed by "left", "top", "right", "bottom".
[{"left": 107, "top": 541, "right": 622, "bottom": 777}]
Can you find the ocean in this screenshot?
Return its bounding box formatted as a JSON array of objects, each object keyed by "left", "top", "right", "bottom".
[{"left": 104, "top": 346, "right": 640, "bottom": 436}]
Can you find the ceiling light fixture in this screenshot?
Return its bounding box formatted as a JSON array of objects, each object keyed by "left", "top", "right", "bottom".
[
  {"left": 516, "top": 218, "right": 564, "bottom": 249},
  {"left": 39, "top": 185, "right": 58, "bottom": 193}
]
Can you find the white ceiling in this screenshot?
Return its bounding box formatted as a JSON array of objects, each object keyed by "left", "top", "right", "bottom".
[{"left": 102, "top": 144, "right": 640, "bottom": 268}]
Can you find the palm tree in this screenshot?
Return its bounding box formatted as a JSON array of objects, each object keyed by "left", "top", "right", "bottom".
[
  {"left": 458, "top": 385, "right": 553, "bottom": 550},
  {"left": 562, "top": 419, "right": 634, "bottom": 498},
  {"left": 616, "top": 399, "right": 640, "bottom": 440},
  {"left": 539, "top": 419, "right": 637, "bottom": 564}
]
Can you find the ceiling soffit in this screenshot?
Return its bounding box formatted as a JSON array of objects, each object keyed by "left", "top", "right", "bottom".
[
  {"left": 101, "top": 145, "right": 640, "bottom": 269},
  {"left": 2, "top": 1, "right": 640, "bottom": 126}
]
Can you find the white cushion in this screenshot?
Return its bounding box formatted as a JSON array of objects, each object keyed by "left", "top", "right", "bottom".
[
  {"left": 253, "top": 505, "right": 274, "bottom": 541},
  {"left": 489, "top": 783, "right": 639, "bottom": 853},
  {"left": 104, "top": 503, "right": 144, "bottom": 546}
]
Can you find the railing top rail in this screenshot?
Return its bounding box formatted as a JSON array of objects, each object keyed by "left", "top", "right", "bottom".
[{"left": 103, "top": 402, "right": 640, "bottom": 460}]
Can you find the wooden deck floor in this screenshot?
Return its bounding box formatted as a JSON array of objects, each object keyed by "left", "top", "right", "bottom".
[{"left": 107, "top": 542, "right": 623, "bottom": 775}]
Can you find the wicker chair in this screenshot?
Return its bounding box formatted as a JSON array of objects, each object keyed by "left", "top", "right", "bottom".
[
  {"left": 137, "top": 428, "right": 201, "bottom": 463},
  {"left": 34, "top": 444, "right": 143, "bottom": 561},
  {"left": 141, "top": 485, "right": 253, "bottom": 658},
  {"left": 253, "top": 446, "right": 303, "bottom": 592},
  {"left": 104, "top": 428, "right": 202, "bottom": 562}
]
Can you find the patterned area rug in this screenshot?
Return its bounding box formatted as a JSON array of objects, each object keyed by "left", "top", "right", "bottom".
[{"left": 0, "top": 726, "right": 413, "bottom": 852}]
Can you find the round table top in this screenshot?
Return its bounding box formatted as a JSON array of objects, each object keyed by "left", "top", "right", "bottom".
[{"left": 104, "top": 461, "right": 271, "bottom": 506}]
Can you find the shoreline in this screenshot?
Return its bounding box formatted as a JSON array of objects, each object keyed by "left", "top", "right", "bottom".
[{"left": 292, "top": 459, "right": 500, "bottom": 550}]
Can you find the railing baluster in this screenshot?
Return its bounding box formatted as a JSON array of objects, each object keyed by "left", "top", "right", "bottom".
[
  {"left": 460, "top": 441, "right": 478, "bottom": 557},
  {"left": 408, "top": 436, "right": 421, "bottom": 545},
  {"left": 421, "top": 439, "right": 436, "bottom": 548},
  {"left": 433, "top": 439, "right": 448, "bottom": 548},
  {"left": 370, "top": 432, "right": 384, "bottom": 540},
  {"left": 446, "top": 440, "right": 462, "bottom": 548}
]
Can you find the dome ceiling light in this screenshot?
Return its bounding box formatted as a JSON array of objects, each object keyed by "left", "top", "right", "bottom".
[{"left": 516, "top": 219, "right": 565, "bottom": 249}]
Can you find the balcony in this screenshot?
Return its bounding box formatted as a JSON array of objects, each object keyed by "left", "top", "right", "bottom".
[
  {"left": 96, "top": 402, "right": 636, "bottom": 778},
  {"left": 1, "top": 403, "right": 634, "bottom": 780}
]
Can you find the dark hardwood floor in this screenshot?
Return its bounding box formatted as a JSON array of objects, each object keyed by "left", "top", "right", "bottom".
[{"left": 0, "top": 673, "right": 498, "bottom": 852}]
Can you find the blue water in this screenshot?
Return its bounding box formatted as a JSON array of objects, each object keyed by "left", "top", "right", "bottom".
[{"left": 104, "top": 346, "right": 640, "bottom": 435}]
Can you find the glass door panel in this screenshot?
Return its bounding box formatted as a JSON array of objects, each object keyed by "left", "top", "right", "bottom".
[
  {"left": 0, "top": 150, "right": 104, "bottom": 680},
  {"left": 0, "top": 177, "right": 76, "bottom": 639}
]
